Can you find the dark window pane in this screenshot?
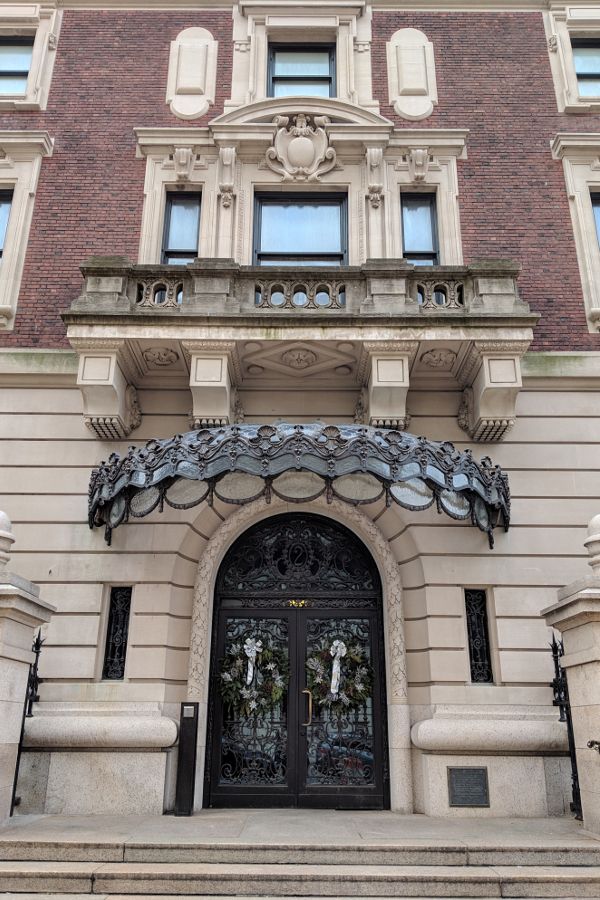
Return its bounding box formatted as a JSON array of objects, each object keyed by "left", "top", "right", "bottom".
[
  {"left": 165, "top": 194, "right": 201, "bottom": 252},
  {"left": 402, "top": 196, "right": 436, "bottom": 253},
  {"left": 0, "top": 193, "right": 12, "bottom": 255},
  {"left": 573, "top": 44, "right": 600, "bottom": 75},
  {"left": 260, "top": 201, "right": 342, "bottom": 254},
  {"left": 102, "top": 587, "right": 132, "bottom": 681},
  {"left": 465, "top": 589, "right": 494, "bottom": 684},
  {"left": 0, "top": 40, "right": 33, "bottom": 73},
  {"left": 273, "top": 49, "right": 330, "bottom": 76},
  {"left": 273, "top": 80, "right": 331, "bottom": 98}
]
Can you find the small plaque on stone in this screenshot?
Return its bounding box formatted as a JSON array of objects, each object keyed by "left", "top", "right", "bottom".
[{"left": 447, "top": 766, "right": 489, "bottom": 808}]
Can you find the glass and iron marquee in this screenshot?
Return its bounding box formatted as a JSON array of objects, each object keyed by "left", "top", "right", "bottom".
[{"left": 88, "top": 422, "right": 511, "bottom": 548}]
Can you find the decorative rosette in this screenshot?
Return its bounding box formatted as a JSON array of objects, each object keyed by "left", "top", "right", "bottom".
[
  {"left": 306, "top": 639, "right": 372, "bottom": 711},
  {"left": 219, "top": 634, "right": 289, "bottom": 718}
]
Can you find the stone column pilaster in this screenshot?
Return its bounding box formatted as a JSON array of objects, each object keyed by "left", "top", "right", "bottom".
[
  {"left": 542, "top": 513, "right": 600, "bottom": 834},
  {"left": 0, "top": 510, "right": 54, "bottom": 823}
]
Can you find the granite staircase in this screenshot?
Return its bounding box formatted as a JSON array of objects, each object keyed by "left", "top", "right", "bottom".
[{"left": 2, "top": 825, "right": 600, "bottom": 898}]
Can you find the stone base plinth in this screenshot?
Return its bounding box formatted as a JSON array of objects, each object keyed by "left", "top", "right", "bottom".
[{"left": 17, "top": 748, "right": 177, "bottom": 815}]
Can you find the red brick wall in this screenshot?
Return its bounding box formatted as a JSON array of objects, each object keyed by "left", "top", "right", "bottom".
[
  {"left": 0, "top": 10, "right": 598, "bottom": 350},
  {"left": 372, "top": 11, "right": 600, "bottom": 350},
  {"left": 0, "top": 10, "right": 233, "bottom": 348}
]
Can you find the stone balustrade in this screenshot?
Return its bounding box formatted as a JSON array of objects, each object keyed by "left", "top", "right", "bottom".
[{"left": 69, "top": 256, "right": 532, "bottom": 320}]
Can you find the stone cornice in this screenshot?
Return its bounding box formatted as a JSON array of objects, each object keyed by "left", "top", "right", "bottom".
[{"left": 551, "top": 133, "right": 600, "bottom": 160}]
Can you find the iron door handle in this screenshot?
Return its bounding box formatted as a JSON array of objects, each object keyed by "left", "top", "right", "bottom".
[{"left": 301, "top": 688, "right": 313, "bottom": 726}]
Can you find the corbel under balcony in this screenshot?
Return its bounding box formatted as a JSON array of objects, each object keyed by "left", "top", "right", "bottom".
[{"left": 64, "top": 257, "right": 537, "bottom": 443}]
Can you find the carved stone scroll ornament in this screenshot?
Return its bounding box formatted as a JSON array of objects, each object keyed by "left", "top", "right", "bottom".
[
  {"left": 218, "top": 146, "right": 236, "bottom": 208},
  {"left": 406, "top": 147, "right": 430, "bottom": 183},
  {"left": 366, "top": 147, "right": 384, "bottom": 208},
  {"left": 264, "top": 114, "right": 338, "bottom": 182},
  {"left": 84, "top": 385, "right": 141, "bottom": 441}
]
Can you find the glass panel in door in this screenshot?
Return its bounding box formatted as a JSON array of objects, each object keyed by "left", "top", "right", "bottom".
[{"left": 299, "top": 613, "right": 383, "bottom": 808}]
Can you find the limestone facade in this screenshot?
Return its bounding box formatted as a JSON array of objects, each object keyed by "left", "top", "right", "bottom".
[{"left": 0, "top": 0, "right": 599, "bottom": 819}]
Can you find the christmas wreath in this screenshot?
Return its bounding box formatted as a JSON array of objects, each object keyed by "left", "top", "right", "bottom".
[
  {"left": 306, "top": 638, "right": 372, "bottom": 711},
  {"left": 219, "top": 634, "right": 289, "bottom": 718}
]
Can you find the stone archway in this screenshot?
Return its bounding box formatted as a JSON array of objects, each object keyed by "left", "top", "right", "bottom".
[{"left": 186, "top": 494, "right": 412, "bottom": 812}]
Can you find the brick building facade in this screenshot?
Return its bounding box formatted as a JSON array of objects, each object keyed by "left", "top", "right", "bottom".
[{"left": 0, "top": 0, "right": 598, "bottom": 816}]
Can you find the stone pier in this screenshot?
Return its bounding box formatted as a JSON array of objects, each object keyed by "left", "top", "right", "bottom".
[
  {"left": 543, "top": 513, "right": 600, "bottom": 835},
  {"left": 0, "top": 510, "right": 54, "bottom": 824}
]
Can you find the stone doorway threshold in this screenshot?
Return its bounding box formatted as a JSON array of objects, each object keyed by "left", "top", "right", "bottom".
[
  {"left": 1, "top": 812, "right": 600, "bottom": 898},
  {"left": 1, "top": 809, "right": 598, "bottom": 858}
]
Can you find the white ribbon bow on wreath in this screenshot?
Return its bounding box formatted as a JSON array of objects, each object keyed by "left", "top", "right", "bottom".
[
  {"left": 244, "top": 637, "right": 263, "bottom": 685},
  {"left": 329, "top": 639, "right": 347, "bottom": 697}
]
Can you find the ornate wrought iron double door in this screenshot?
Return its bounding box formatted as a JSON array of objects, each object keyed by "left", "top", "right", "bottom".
[{"left": 205, "top": 514, "right": 388, "bottom": 809}]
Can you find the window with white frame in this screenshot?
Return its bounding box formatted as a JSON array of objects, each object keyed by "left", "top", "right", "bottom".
[
  {"left": 0, "top": 4, "right": 61, "bottom": 110},
  {"left": 253, "top": 194, "right": 347, "bottom": 265},
  {"left": 0, "top": 132, "right": 53, "bottom": 331},
  {"left": 546, "top": 6, "right": 600, "bottom": 113},
  {"left": 267, "top": 44, "right": 336, "bottom": 98},
  {"left": 401, "top": 193, "right": 439, "bottom": 265},
  {"left": 552, "top": 134, "right": 600, "bottom": 332},
  {"left": 226, "top": 4, "right": 378, "bottom": 113},
  {"left": 161, "top": 192, "right": 201, "bottom": 264},
  {"left": 388, "top": 133, "right": 467, "bottom": 266}
]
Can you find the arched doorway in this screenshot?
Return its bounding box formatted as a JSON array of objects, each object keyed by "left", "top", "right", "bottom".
[{"left": 204, "top": 512, "right": 389, "bottom": 809}]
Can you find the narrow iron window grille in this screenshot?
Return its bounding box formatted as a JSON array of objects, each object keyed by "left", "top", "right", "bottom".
[
  {"left": 464, "top": 588, "right": 494, "bottom": 684},
  {"left": 102, "top": 586, "right": 132, "bottom": 680}
]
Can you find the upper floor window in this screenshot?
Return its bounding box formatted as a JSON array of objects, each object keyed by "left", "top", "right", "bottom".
[
  {"left": 254, "top": 194, "right": 347, "bottom": 265},
  {"left": 572, "top": 39, "right": 600, "bottom": 98},
  {"left": 592, "top": 192, "right": 600, "bottom": 242},
  {"left": 401, "top": 193, "right": 438, "bottom": 265},
  {"left": 162, "top": 192, "right": 201, "bottom": 264},
  {"left": 267, "top": 44, "right": 335, "bottom": 98},
  {"left": 0, "top": 189, "right": 12, "bottom": 259},
  {"left": 0, "top": 37, "right": 33, "bottom": 96}
]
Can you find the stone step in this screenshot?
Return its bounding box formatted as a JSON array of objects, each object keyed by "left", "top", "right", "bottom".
[
  {"left": 1, "top": 861, "right": 600, "bottom": 897},
  {"left": 2, "top": 839, "right": 600, "bottom": 867}
]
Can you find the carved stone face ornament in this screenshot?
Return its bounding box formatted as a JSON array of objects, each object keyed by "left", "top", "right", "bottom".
[{"left": 265, "top": 114, "right": 338, "bottom": 182}]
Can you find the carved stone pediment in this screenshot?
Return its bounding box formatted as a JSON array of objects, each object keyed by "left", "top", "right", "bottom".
[{"left": 264, "top": 113, "right": 338, "bottom": 182}]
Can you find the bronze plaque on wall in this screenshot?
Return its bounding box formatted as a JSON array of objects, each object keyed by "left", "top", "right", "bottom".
[{"left": 447, "top": 767, "right": 490, "bottom": 807}]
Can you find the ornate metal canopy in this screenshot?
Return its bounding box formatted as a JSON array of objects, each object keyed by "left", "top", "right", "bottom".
[{"left": 88, "top": 423, "right": 510, "bottom": 547}]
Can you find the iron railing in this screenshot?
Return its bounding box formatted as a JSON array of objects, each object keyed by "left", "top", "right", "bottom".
[
  {"left": 550, "top": 633, "right": 582, "bottom": 820},
  {"left": 10, "top": 630, "right": 44, "bottom": 815}
]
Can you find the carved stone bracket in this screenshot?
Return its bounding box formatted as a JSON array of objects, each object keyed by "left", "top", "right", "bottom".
[
  {"left": 359, "top": 341, "right": 418, "bottom": 431},
  {"left": 264, "top": 114, "right": 338, "bottom": 182},
  {"left": 457, "top": 341, "right": 529, "bottom": 442},
  {"left": 73, "top": 340, "right": 142, "bottom": 441},
  {"left": 182, "top": 340, "right": 240, "bottom": 431}
]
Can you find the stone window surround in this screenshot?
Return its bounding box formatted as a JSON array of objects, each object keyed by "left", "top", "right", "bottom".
[
  {"left": 545, "top": 4, "right": 600, "bottom": 114},
  {"left": 551, "top": 132, "right": 600, "bottom": 332},
  {"left": 135, "top": 119, "right": 467, "bottom": 266},
  {"left": 0, "top": 130, "right": 53, "bottom": 331},
  {"left": 225, "top": 0, "right": 378, "bottom": 115},
  {"left": 0, "top": 3, "right": 61, "bottom": 111}
]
